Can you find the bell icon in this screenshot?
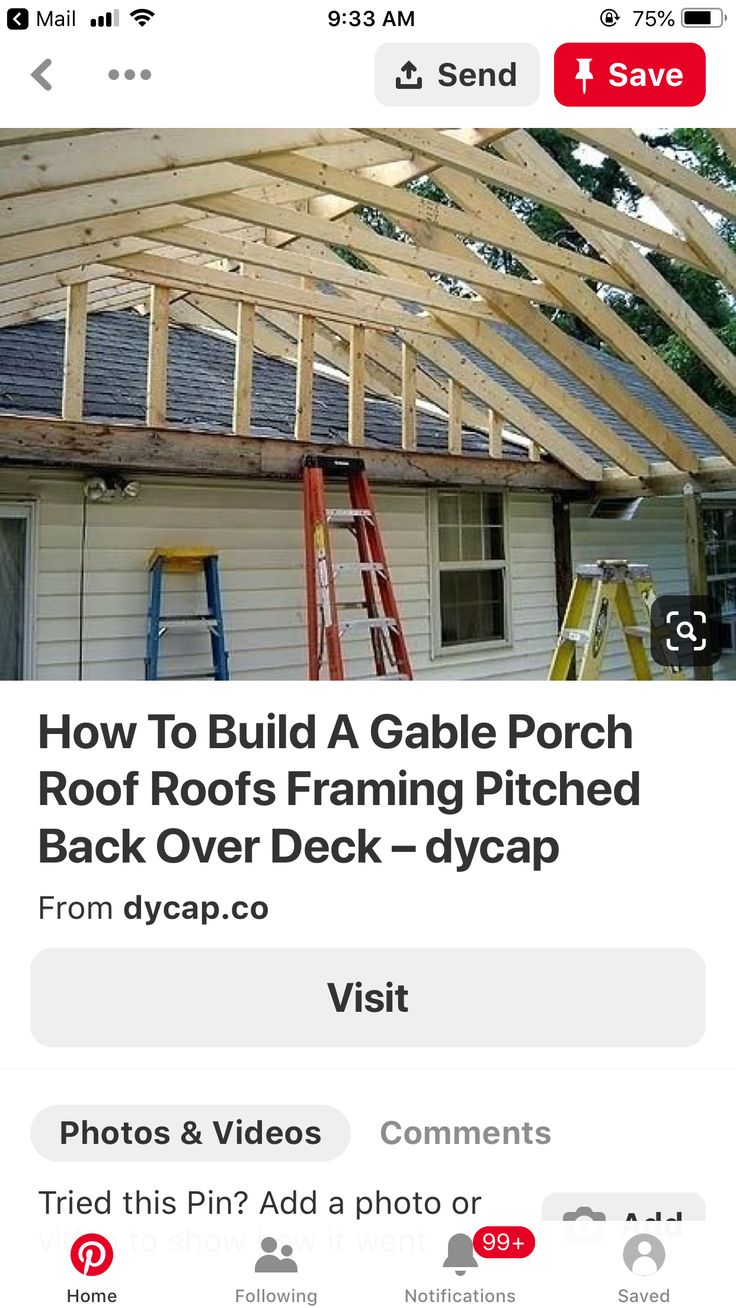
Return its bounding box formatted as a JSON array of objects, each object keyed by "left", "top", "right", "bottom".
[{"left": 443, "top": 1233, "right": 478, "bottom": 1276}]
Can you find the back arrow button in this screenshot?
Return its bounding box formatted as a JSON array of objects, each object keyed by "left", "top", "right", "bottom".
[{"left": 31, "top": 58, "right": 53, "bottom": 91}]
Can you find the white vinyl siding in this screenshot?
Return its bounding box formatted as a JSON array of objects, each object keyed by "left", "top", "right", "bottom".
[
  {"left": 2, "top": 468, "right": 732, "bottom": 682},
  {"left": 0, "top": 470, "right": 559, "bottom": 681}
]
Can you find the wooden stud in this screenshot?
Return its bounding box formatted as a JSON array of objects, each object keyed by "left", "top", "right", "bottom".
[
  {"left": 147, "top": 284, "right": 170, "bottom": 427},
  {"left": 295, "top": 311, "right": 315, "bottom": 441},
  {"left": 489, "top": 411, "right": 503, "bottom": 459},
  {"left": 61, "top": 281, "right": 88, "bottom": 421},
  {"left": 233, "top": 300, "right": 255, "bottom": 435},
  {"left": 528, "top": 441, "right": 541, "bottom": 462},
  {"left": 447, "top": 379, "right": 463, "bottom": 455},
  {"left": 348, "top": 324, "right": 365, "bottom": 446},
  {"left": 401, "top": 343, "right": 417, "bottom": 451},
  {"left": 683, "top": 482, "right": 712, "bottom": 682}
]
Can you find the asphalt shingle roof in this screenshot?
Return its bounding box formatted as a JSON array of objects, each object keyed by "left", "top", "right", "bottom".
[
  {"left": 0, "top": 311, "right": 508, "bottom": 456},
  {"left": 0, "top": 309, "right": 732, "bottom": 467}
]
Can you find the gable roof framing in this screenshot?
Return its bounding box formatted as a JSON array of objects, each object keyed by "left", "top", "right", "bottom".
[{"left": 0, "top": 126, "right": 733, "bottom": 493}]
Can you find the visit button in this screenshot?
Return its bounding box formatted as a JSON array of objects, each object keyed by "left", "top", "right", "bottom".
[{"left": 554, "top": 42, "right": 706, "bottom": 106}]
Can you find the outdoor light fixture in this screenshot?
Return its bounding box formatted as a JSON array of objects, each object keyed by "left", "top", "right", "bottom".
[{"left": 83, "top": 474, "right": 141, "bottom": 502}]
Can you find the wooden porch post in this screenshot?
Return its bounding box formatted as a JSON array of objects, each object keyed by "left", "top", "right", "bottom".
[
  {"left": 683, "top": 481, "right": 713, "bottom": 682},
  {"left": 552, "top": 493, "right": 575, "bottom": 679}
]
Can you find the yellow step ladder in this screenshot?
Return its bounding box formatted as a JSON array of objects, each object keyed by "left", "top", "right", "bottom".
[
  {"left": 145, "top": 547, "right": 230, "bottom": 681},
  {"left": 549, "top": 560, "right": 684, "bottom": 681}
]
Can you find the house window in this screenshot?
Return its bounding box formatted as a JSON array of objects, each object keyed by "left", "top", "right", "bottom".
[
  {"left": 435, "top": 490, "right": 507, "bottom": 650},
  {"left": 0, "top": 505, "right": 32, "bottom": 680},
  {"left": 704, "top": 503, "right": 736, "bottom": 652}
]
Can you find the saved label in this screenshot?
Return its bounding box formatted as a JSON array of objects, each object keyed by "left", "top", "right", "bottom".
[{"left": 554, "top": 42, "right": 706, "bottom": 106}]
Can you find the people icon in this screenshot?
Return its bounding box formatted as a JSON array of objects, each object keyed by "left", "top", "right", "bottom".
[
  {"left": 278, "top": 1245, "right": 298, "bottom": 1273},
  {"left": 255, "top": 1237, "right": 299, "bottom": 1274},
  {"left": 623, "top": 1234, "right": 665, "bottom": 1277}
]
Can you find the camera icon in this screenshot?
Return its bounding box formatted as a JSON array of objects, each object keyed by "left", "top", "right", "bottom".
[
  {"left": 650, "top": 594, "right": 722, "bottom": 668},
  {"left": 563, "top": 1205, "right": 607, "bottom": 1221}
]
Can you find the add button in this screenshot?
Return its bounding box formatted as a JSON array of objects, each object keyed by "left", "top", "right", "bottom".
[{"left": 554, "top": 43, "right": 706, "bottom": 106}]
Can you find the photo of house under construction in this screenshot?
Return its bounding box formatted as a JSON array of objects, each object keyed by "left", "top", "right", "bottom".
[{"left": 0, "top": 127, "right": 734, "bottom": 681}]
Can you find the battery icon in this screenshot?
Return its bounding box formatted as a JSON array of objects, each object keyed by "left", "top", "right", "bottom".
[{"left": 681, "top": 7, "right": 725, "bottom": 23}]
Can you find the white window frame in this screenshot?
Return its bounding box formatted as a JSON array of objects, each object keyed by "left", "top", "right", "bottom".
[
  {"left": 703, "top": 499, "right": 736, "bottom": 653},
  {"left": 429, "top": 488, "right": 511, "bottom": 661},
  {"left": 0, "top": 501, "right": 37, "bottom": 680}
]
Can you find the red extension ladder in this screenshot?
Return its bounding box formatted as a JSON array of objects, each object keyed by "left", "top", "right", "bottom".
[{"left": 302, "top": 455, "right": 413, "bottom": 682}]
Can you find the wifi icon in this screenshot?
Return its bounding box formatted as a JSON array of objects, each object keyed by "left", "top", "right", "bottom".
[{"left": 130, "top": 7, "right": 154, "bottom": 24}]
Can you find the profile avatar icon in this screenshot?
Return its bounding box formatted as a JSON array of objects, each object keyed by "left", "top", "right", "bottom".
[
  {"left": 443, "top": 1233, "right": 477, "bottom": 1276},
  {"left": 255, "top": 1237, "right": 298, "bottom": 1273},
  {"left": 623, "top": 1234, "right": 665, "bottom": 1277}
]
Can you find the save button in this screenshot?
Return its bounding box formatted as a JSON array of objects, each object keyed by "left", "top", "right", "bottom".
[{"left": 554, "top": 42, "right": 706, "bottom": 106}]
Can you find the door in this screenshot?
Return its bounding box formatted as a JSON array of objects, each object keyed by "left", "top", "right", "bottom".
[{"left": 0, "top": 505, "right": 33, "bottom": 680}]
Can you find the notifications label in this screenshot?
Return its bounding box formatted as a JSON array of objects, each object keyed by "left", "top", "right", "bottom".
[{"left": 554, "top": 42, "right": 706, "bottom": 106}]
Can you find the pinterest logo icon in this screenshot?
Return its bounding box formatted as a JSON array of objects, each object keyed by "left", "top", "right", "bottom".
[{"left": 70, "top": 1234, "right": 114, "bottom": 1277}]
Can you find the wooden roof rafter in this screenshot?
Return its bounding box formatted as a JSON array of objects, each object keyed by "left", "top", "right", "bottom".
[{"left": 233, "top": 132, "right": 735, "bottom": 466}]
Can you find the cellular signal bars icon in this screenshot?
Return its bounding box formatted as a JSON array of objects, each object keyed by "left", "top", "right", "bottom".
[{"left": 90, "top": 8, "right": 119, "bottom": 24}]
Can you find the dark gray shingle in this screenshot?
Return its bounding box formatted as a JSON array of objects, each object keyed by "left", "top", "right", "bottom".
[{"left": 0, "top": 309, "right": 732, "bottom": 466}]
